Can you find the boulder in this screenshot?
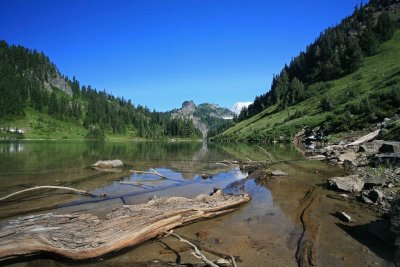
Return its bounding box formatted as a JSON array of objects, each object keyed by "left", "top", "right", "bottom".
[
  {"left": 358, "top": 140, "right": 384, "bottom": 154},
  {"left": 362, "top": 175, "right": 387, "bottom": 189},
  {"left": 270, "top": 170, "right": 288, "bottom": 176},
  {"left": 369, "top": 189, "right": 384, "bottom": 203},
  {"left": 347, "top": 129, "right": 380, "bottom": 146},
  {"left": 335, "top": 211, "right": 352, "bottom": 222},
  {"left": 338, "top": 151, "right": 357, "bottom": 163},
  {"left": 92, "top": 159, "right": 124, "bottom": 169},
  {"left": 379, "top": 142, "right": 400, "bottom": 153},
  {"left": 370, "top": 153, "right": 400, "bottom": 167},
  {"left": 327, "top": 175, "right": 364, "bottom": 193}
]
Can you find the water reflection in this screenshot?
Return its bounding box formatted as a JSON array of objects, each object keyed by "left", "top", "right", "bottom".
[
  {"left": 0, "top": 142, "right": 25, "bottom": 153},
  {"left": 0, "top": 140, "right": 303, "bottom": 219}
]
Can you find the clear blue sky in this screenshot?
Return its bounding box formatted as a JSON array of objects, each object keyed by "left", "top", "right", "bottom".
[{"left": 0, "top": 0, "right": 362, "bottom": 111}]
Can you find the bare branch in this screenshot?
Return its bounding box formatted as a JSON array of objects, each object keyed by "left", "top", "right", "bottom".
[{"left": 0, "top": 186, "right": 100, "bottom": 202}]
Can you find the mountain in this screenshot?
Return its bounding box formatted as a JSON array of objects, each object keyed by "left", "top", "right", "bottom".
[
  {"left": 214, "top": 1, "right": 400, "bottom": 142},
  {"left": 0, "top": 42, "right": 202, "bottom": 140},
  {"left": 170, "top": 101, "right": 236, "bottom": 137},
  {"left": 231, "top": 102, "right": 252, "bottom": 115}
]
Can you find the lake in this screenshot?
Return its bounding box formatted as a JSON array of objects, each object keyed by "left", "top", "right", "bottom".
[{"left": 0, "top": 141, "right": 394, "bottom": 266}]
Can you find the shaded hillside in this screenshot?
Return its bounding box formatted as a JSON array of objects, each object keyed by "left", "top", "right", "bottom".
[
  {"left": 170, "top": 100, "right": 235, "bottom": 137},
  {"left": 0, "top": 42, "right": 201, "bottom": 140}
]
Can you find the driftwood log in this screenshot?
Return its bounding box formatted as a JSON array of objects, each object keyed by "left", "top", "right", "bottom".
[{"left": 0, "top": 190, "right": 250, "bottom": 262}]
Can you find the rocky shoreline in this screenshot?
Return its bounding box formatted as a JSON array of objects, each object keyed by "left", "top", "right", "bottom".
[{"left": 301, "top": 125, "right": 400, "bottom": 264}]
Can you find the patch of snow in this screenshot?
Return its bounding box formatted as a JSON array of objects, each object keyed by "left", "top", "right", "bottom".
[{"left": 231, "top": 102, "right": 252, "bottom": 115}]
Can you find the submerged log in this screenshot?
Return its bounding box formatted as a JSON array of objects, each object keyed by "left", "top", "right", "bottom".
[
  {"left": 0, "top": 186, "right": 100, "bottom": 202},
  {"left": 0, "top": 190, "right": 250, "bottom": 262}
]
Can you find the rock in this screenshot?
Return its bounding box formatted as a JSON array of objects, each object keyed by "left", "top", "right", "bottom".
[
  {"left": 379, "top": 142, "right": 400, "bottom": 153},
  {"left": 270, "top": 170, "right": 288, "bottom": 176},
  {"left": 92, "top": 159, "right": 124, "bottom": 169},
  {"left": 369, "top": 189, "right": 384, "bottom": 203},
  {"left": 370, "top": 153, "right": 400, "bottom": 167},
  {"left": 327, "top": 175, "right": 364, "bottom": 193},
  {"left": 383, "top": 118, "right": 391, "bottom": 128},
  {"left": 313, "top": 148, "right": 327, "bottom": 154},
  {"left": 362, "top": 175, "right": 386, "bottom": 189},
  {"left": 347, "top": 129, "right": 380, "bottom": 146},
  {"left": 338, "top": 151, "right": 357, "bottom": 163},
  {"left": 335, "top": 211, "right": 352, "bottom": 222},
  {"left": 358, "top": 140, "right": 384, "bottom": 154},
  {"left": 361, "top": 194, "right": 374, "bottom": 204},
  {"left": 307, "top": 155, "right": 326, "bottom": 161}
]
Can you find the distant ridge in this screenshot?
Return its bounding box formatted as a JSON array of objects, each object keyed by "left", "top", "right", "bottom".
[{"left": 170, "top": 101, "right": 235, "bottom": 137}]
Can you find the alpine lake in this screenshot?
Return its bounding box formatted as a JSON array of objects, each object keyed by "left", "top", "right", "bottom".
[{"left": 0, "top": 140, "right": 394, "bottom": 266}]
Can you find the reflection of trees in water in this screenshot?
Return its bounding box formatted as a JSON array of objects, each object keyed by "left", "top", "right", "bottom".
[{"left": 0, "top": 141, "right": 304, "bottom": 180}]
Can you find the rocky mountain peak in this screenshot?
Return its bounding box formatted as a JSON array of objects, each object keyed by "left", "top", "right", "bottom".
[{"left": 182, "top": 100, "right": 196, "bottom": 109}]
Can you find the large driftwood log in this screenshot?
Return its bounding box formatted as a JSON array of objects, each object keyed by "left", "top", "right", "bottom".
[{"left": 0, "top": 190, "right": 250, "bottom": 261}]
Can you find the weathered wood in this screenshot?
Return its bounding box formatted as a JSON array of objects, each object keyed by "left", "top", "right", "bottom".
[
  {"left": 0, "top": 190, "right": 250, "bottom": 261},
  {"left": 130, "top": 168, "right": 167, "bottom": 179},
  {"left": 0, "top": 186, "right": 99, "bottom": 202},
  {"left": 166, "top": 230, "right": 219, "bottom": 267}
]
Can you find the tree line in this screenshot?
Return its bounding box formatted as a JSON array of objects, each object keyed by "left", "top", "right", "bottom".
[
  {"left": 0, "top": 41, "right": 201, "bottom": 139},
  {"left": 238, "top": 0, "right": 398, "bottom": 121}
]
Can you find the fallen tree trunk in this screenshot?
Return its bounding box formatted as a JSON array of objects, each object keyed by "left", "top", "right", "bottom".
[{"left": 0, "top": 190, "right": 250, "bottom": 262}]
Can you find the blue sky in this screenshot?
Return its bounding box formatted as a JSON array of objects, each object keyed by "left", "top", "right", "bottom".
[{"left": 0, "top": 0, "right": 362, "bottom": 111}]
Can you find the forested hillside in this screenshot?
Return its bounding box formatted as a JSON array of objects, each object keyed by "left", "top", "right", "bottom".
[
  {"left": 214, "top": 0, "right": 400, "bottom": 142},
  {"left": 0, "top": 42, "right": 201, "bottom": 140}
]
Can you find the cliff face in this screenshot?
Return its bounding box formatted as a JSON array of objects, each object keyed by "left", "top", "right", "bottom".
[{"left": 171, "top": 101, "right": 235, "bottom": 137}]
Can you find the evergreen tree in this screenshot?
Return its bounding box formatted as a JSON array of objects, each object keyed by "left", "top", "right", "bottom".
[
  {"left": 376, "top": 11, "right": 396, "bottom": 42},
  {"left": 48, "top": 92, "right": 58, "bottom": 115}
]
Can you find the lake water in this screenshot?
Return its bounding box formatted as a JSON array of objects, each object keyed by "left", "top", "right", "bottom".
[{"left": 0, "top": 141, "right": 394, "bottom": 266}]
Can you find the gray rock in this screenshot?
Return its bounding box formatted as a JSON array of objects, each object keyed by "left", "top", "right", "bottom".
[
  {"left": 92, "top": 159, "right": 124, "bottom": 169},
  {"left": 369, "top": 189, "right": 384, "bottom": 203},
  {"left": 313, "top": 148, "right": 327, "bottom": 154},
  {"left": 362, "top": 175, "right": 386, "bottom": 188},
  {"left": 271, "top": 170, "right": 288, "bottom": 176},
  {"left": 379, "top": 142, "right": 400, "bottom": 153},
  {"left": 358, "top": 140, "right": 384, "bottom": 154},
  {"left": 335, "top": 211, "right": 352, "bottom": 222},
  {"left": 338, "top": 151, "right": 357, "bottom": 163},
  {"left": 361, "top": 195, "right": 374, "bottom": 204},
  {"left": 327, "top": 175, "right": 364, "bottom": 193},
  {"left": 307, "top": 155, "right": 326, "bottom": 161},
  {"left": 370, "top": 153, "right": 400, "bottom": 167}
]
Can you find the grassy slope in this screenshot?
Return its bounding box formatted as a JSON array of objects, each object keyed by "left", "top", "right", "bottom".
[
  {"left": 216, "top": 30, "right": 400, "bottom": 142},
  {"left": 0, "top": 108, "right": 200, "bottom": 141},
  {"left": 0, "top": 107, "right": 87, "bottom": 139}
]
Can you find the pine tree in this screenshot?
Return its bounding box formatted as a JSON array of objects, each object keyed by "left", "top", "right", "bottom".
[{"left": 376, "top": 11, "right": 396, "bottom": 42}]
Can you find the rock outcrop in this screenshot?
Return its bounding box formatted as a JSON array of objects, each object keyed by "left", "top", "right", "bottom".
[{"left": 327, "top": 175, "right": 364, "bottom": 193}]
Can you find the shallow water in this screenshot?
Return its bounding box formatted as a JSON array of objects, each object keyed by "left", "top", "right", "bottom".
[{"left": 0, "top": 141, "right": 394, "bottom": 266}]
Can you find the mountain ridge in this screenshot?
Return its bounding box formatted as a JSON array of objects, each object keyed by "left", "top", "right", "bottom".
[{"left": 170, "top": 100, "right": 235, "bottom": 137}]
